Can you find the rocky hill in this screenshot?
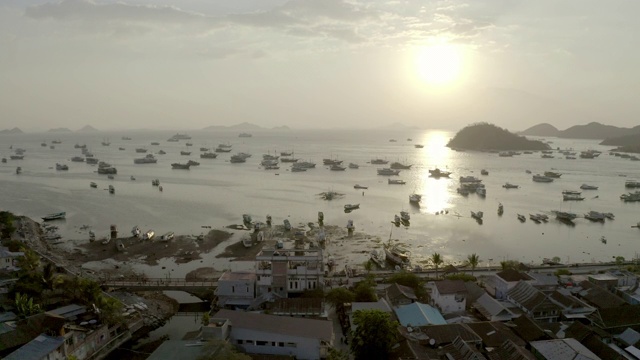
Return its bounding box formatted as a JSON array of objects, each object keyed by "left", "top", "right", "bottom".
[
  {"left": 519, "top": 123, "right": 559, "bottom": 137},
  {"left": 48, "top": 127, "right": 72, "bottom": 133},
  {"left": 0, "top": 127, "right": 23, "bottom": 134},
  {"left": 447, "top": 123, "right": 550, "bottom": 151},
  {"left": 77, "top": 125, "right": 99, "bottom": 132},
  {"left": 601, "top": 131, "right": 640, "bottom": 146},
  {"left": 558, "top": 122, "right": 637, "bottom": 140}
]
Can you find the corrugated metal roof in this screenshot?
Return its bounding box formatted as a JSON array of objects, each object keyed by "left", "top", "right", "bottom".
[
  {"left": 395, "top": 302, "right": 446, "bottom": 327},
  {"left": 214, "top": 309, "right": 333, "bottom": 340},
  {"left": 4, "top": 334, "right": 64, "bottom": 360},
  {"left": 530, "top": 339, "right": 601, "bottom": 360}
]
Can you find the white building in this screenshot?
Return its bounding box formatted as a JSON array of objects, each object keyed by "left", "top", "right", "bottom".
[
  {"left": 487, "top": 269, "right": 535, "bottom": 300},
  {"left": 255, "top": 249, "right": 324, "bottom": 298},
  {"left": 0, "top": 246, "right": 23, "bottom": 271},
  {"left": 212, "top": 309, "right": 333, "bottom": 360},
  {"left": 428, "top": 280, "right": 467, "bottom": 314},
  {"left": 215, "top": 272, "right": 256, "bottom": 309}
]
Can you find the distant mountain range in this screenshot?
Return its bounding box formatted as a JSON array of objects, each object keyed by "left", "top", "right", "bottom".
[
  {"left": 448, "top": 123, "right": 550, "bottom": 151},
  {"left": 520, "top": 122, "right": 640, "bottom": 140},
  {"left": 600, "top": 132, "right": 640, "bottom": 146},
  {"left": 48, "top": 127, "right": 72, "bottom": 133},
  {"left": 0, "top": 127, "right": 23, "bottom": 134},
  {"left": 202, "top": 122, "right": 290, "bottom": 131}
]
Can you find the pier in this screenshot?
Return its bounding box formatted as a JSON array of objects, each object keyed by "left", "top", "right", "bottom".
[{"left": 101, "top": 277, "right": 218, "bottom": 291}]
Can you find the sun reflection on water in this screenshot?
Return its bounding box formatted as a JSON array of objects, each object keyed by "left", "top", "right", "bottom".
[{"left": 416, "top": 131, "right": 455, "bottom": 213}]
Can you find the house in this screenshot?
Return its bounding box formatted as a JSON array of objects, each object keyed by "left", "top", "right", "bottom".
[
  {"left": 529, "top": 338, "right": 602, "bottom": 360},
  {"left": 212, "top": 309, "right": 333, "bottom": 360},
  {"left": 575, "top": 280, "right": 627, "bottom": 309},
  {"left": 589, "top": 305, "right": 640, "bottom": 334},
  {"left": 270, "top": 298, "right": 323, "bottom": 317},
  {"left": 473, "top": 293, "right": 516, "bottom": 322},
  {"left": 510, "top": 315, "right": 554, "bottom": 343},
  {"left": 0, "top": 313, "right": 66, "bottom": 357},
  {"left": 215, "top": 272, "right": 256, "bottom": 309},
  {"left": 607, "top": 270, "right": 638, "bottom": 288},
  {"left": 394, "top": 302, "right": 446, "bottom": 327},
  {"left": 4, "top": 334, "right": 65, "bottom": 360},
  {"left": 588, "top": 274, "right": 619, "bottom": 292},
  {"left": 428, "top": 280, "right": 467, "bottom": 314},
  {"left": 527, "top": 272, "right": 559, "bottom": 293},
  {"left": 147, "top": 340, "right": 209, "bottom": 360},
  {"left": 487, "top": 269, "right": 534, "bottom": 300},
  {"left": 384, "top": 283, "right": 417, "bottom": 306},
  {"left": 255, "top": 249, "right": 323, "bottom": 299},
  {"left": 413, "top": 323, "right": 482, "bottom": 348},
  {"left": 487, "top": 339, "right": 536, "bottom": 360},
  {"left": 465, "top": 322, "right": 526, "bottom": 349},
  {"left": 506, "top": 281, "right": 561, "bottom": 322},
  {"left": 0, "top": 246, "right": 23, "bottom": 270},
  {"left": 549, "top": 289, "right": 595, "bottom": 320}
]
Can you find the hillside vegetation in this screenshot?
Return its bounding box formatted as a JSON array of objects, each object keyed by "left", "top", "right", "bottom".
[{"left": 447, "top": 123, "right": 550, "bottom": 151}]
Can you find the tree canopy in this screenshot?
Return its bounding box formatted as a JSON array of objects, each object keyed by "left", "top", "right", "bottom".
[{"left": 350, "top": 309, "right": 398, "bottom": 360}]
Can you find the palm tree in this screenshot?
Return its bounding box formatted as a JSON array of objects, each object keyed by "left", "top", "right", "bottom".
[
  {"left": 431, "top": 253, "right": 443, "bottom": 279},
  {"left": 467, "top": 253, "right": 480, "bottom": 277}
]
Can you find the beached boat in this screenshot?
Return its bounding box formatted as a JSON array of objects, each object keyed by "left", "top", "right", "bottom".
[
  {"left": 532, "top": 174, "right": 554, "bottom": 183},
  {"left": 42, "top": 212, "right": 66, "bottom": 221},
  {"left": 344, "top": 204, "right": 360, "bottom": 211},
  {"left": 370, "top": 250, "right": 385, "bottom": 268},
  {"left": 378, "top": 168, "right": 401, "bottom": 176},
  {"left": 283, "top": 219, "right": 291, "bottom": 231},
  {"left": 502, "top": 183, "right": 519, "bottom": 189},
  {"left": 384, "top": 244, "right": 411, "bottom": 268},
  {"left": 160, "top": 232, "right": 175, "bottom": 241},
  {"left": 242, "top": 234, "right": 253, "bottom": 248},
  {"left": 354, "top": 184, "right": 368, "bottom": 189},
  {"left": 580, "top": 184, "right": 598, "bottom": 190},
  {"left": 142, "top": 230, "right": 155, "bottom": 240},
  {"left": 388, "top": 179, "right": 406, "bottom": 185},
  {"left": 409, "top": 194, "right": 421, "bottom": 204},
  {"left": 171, "top": 163, "right": 191, "bottom": 169},
  {"left": 428, "top": 168, "right": 451, "bottom": 178},
  {"left": 132, "top": 226, "right": 141, "bottom": 237}
]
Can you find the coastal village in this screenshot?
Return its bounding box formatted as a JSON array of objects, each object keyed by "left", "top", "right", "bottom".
[
  {"left": 1, "top": 123, "right": 640, "bottom": 359},
  {"left": 3, "top": 201, "right": 640, "bottom": 360}
]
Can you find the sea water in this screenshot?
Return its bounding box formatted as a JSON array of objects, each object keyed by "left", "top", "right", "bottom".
[{"left": 1, "top": 129, "right": 639, "bottom": 269}]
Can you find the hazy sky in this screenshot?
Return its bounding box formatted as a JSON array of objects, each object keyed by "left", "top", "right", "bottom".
[{"left": 1, "top": 0, "right": 639, "bottom": 132}]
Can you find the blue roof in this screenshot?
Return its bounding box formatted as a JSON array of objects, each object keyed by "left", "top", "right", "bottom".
[
  {"left": 394, "top": 302, "right": 446, "bottom": 327},
  {"left": 5, "top": 334, "right": 64, "bottom": 360}
]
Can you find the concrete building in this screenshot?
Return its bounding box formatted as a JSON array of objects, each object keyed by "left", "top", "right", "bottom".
[
  {"left": 212, "top": 309, "right": 333, "bottom": 360},
  {"left": 472, "top": 293, "right": 516, "bottom": 322},
  {"left": 255, "top": 249, "right": 324, "bottom": 298},
  {"left": 215, "top": 272, "right": 256, "bottom": 309},
  {"left": 487, "top": 269, "right": 535, "bottom": 300},
  {"left": 0, "top": 246, "right": 23, "bottom": 271},
  {"left": 394, "top": 302, "right": 446, "bottom": 327},
  {"left": 507, "top": 281, "right": 561, "bottom": 322},
  {"left": 428, "top": 280, "right": 467, "bottom": 314}
]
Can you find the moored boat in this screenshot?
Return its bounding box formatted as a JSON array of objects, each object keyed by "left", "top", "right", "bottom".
[
  {"left": 90, "top": 182, "right": 98, "bottom": 188},
  {"left": 384, "top": 244, "right": 411, "bottom": 268},
  {"left": 390, "top": 162, "right": 412, "bottom": 170},
  {"left": 400, "top": 211, "right": 410, "bottom": 221},
  {"left": 409, "top": 194, "right": 421, "bottom": 204},
  {"left": 354, "top": 184, "right": 368, "bottom": 189},
  {"left": 517, "top": 214, "right": 526, "bottom": 222},
  {"left": 544, "top": 171, "right": 562, "bottom": 178},
  {"left": 471, "top": 211, "right": 483, "bottom": 220},
  {"left": 378, "top": 168, "right": 401, "bottom": 176},
  {"left": 344, "top": 204, "right": 360, "bottom": 211},
  {"left": 580, "top": 184, "right": 598, "bottom": 190},
  {"left": 584, "top": 211, "right": 605, "bottom": 222},
  {"left": 171, "top": 163, "right": 191, "bottom": 169},
  {"left": 532, "top": 174, "right": 554, "bottom": 183},
  {"left": 388, "top": 179, "right": 406, "bottom": 185},
  {"left": 428, "top": 168, "right": 451, "bottom": 178},
  {"left": 502, "top": 183, "right": 519, "bottom": 189},
  {"left": 42, "top": 212, "right": 66, "bottom": 221}
]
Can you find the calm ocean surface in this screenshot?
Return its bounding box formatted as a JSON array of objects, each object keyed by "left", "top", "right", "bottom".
[{"left": 1, "top": 129, "right": 639, "bottom": 269}]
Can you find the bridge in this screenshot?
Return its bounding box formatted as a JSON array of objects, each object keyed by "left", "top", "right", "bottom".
[{"left": 101, "top": 278, "right": 218, "bottom": 291}]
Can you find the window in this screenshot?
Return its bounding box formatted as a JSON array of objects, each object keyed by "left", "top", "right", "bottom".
[
  {"left": 257, "top": 341, "right": 268, "bottom": 346},
  {"left": 286, "top": 342, "right": 297, "bottom": 348},
  {"left": 237, "top": 340, "right": 244, "bottom": 345},
  {"left": 246, "top": 340, "right": 254, "bottom": 345},
  {"left": 232, "top": 286, "right": 235, "bottom": 293},
  {"left": 278, "top": 342, "right": 284, "bottom": 347}
]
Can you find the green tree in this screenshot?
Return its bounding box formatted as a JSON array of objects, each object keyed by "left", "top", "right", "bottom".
[
  {"left": 354, "top": 282, "right": 377, "bottom": 302},
  {"left": 197, "top": 339, "right": 251, "bottom": 360},
  {"left": 467, "top": 253, "right": 480, "bottom": 276},
  {"left": 201, "top": 312, "right": 211, "bottom": 326},
  {"left": 15, "top": 247, "right": 40, "bottom": 275},
  {"left": 0, "top": 211, "right": 16, "bottom": 239},
  {"left": 616, "top": 256, "right": 626, "bottom": 268},
  {"left": 14, "top": 292, "right": 42, "bottom": 318},
  {"left": 326, "top": 287, "right": 355, "bottom": 309},
  {"left": 431, "top": 253, "right": 443, "bottom": 279},
  {"left": 327, "top": 347, "right": 350, "bottom": 360},
  {"left": 554, "top": 268, "right": 571, "bottom": 276},
  {"left": 363, "top": 260, "right": 373, "bottom": 274},
  {"left": 350, "top": 309, "right": 398, "bottom": 360},
  {"left": 500, "top": 260, "right": 520, "bottom": 271}
]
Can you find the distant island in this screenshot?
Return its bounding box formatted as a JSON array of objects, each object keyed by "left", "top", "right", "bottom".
[
  {"left": 520, "top": 121, "right": 640, "bottom": 140},
  {"left": 447, "top": 123, "right": 550, "bottom": 151},
  {"left": 202, "top": 122, "right": 290, "bottom": 131},
  {"left": 0, "top": 127, "right": 23, "bottom": 135},
  {"left": 48, "top": 127, "right": 72, "bottom": 133},
  {"left": 77, "top": 125, "right": 99, "bottom": 132},
  {"left": 600, "top": 132, "right": 640, "bottom": 147}
]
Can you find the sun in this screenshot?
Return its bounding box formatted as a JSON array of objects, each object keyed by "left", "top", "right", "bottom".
[{"left": 415, "top": 42, "right": 464, "bottom": 86}]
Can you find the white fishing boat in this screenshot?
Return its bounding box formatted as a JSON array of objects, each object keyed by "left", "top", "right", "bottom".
[
  {"left": 370, "top": 250, "right": 385, "bottom": 268},
  {"left": 580, "top": 184, "right": 599, "bottom": 190},
  {"left": 160, "top": 232, "right": 175, "bottom": 241},
  {"left": 132, "top": 226, "right": 141, "bottom": 237},
  {"left": 142, "top": 230, "right": 155, "bottom": 240}
]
